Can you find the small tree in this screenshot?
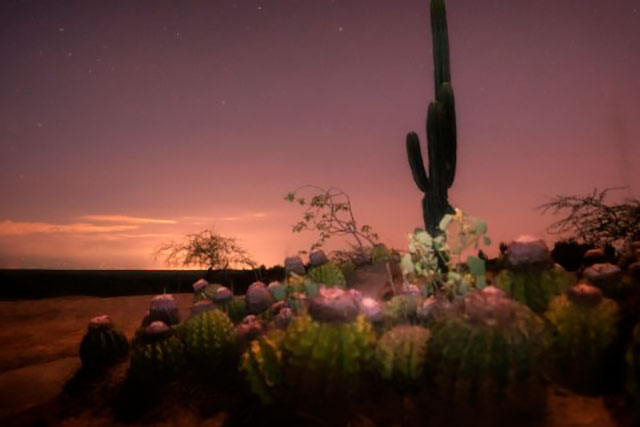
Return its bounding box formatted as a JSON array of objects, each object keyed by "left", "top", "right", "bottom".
[
  {"left": 538, "top": 187, "right": 640, "bottom": 249},
  {"left": 154, "top": 229, "right": 257, "bottom": 282},
  {"left": 284, "top": 185, "right": 380, "bottom": 264}
]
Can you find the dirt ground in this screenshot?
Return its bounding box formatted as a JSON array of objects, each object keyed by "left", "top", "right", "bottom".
[{"left": 0, "top": 294, "right": 633, "bottom": 426}]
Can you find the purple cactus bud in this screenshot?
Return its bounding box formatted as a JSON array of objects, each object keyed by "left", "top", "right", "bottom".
[
  {"left": 567, "top": 283, "right": 603, "bottom": 307},
  {"left": 190, "top": 300, "right": 214, "bottom": 317},
  {"left": 309, "top": 287, "right": 359, "bottom": 323},
  {"left": 212, "top": 286, "right": 233, "bottom": 304},
  {"left": 88, "top": 314, "right": 114, "bottom": 332},
  {"left": 192, "top": 278, "right": 210, "bottom": 293},
  {"left": 274, "top": 307, "right": 294, "bottom": 329},
  {"left": 417, "top": 296, "right": 452, "bottom": 323},
  {"left": 143, "top": 321, "right": 173, "bottom": 342},
  {"left": 284, "top": 255, "right": 306, "bottom": 276},
  {"left": 246, "top": 281, "right": 275, "bottom": 314},
  {"left": 309, "top": 250, "right": 329, "bottom": 267},
  {"left": 235, "top": 315, "right": 264, "bottom": 344},
  {"left": 149, "top": 294, "right": 180, "bottom": 325},
  {"left": 358, "top": 297, "right": 383, "bottom": 323}
]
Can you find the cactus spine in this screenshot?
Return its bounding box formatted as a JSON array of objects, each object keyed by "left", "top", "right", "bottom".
[{"left": 406, "top": 0, "right": 457, "bottom": 236}]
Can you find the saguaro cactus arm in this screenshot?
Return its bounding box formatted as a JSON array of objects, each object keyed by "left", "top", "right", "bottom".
[{"left": 406, "top": 132, "right": 429, "bottom": 192}]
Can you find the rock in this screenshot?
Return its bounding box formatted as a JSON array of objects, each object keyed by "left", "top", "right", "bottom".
[
  {"left": 583, "top": 263, "right": 622, "bottom": 296},
  {"left": 309, "top": 287, "right": 360, "bottom": 323},
  {"left": 88, "top": 314, "right": 113, "bottom": 332},
  {"left": 567, "top": 284, "right": 603, "bottom": 308},
  {"left": 148, "top": 294, "right": 180, "bottom": 325},
  {"left": 212, "top": 286, "right": 233, "bottom": 304},
  {"left": 309, "top": 250, "right": 329, "bottom": 267},
  {"left": 507, "top": 236, "right": 551, "bottom": 269},
  {"left": 246, "top": 282, "right": 275, "bottom": 314},
  {"left": 583, "top": 248, "right": 606, "bottom": 267},
  {"left": 284, "top": 256, "right": 306, "bottom": 276},
  {"left": 190, "top": 300, "right": 214, "bottom": 317},
  {"left": 345, "top": 261, "right": 403, "bottom": 300},
  {"left": 192, "top": 278, "right": 210, "bottom": 294}
]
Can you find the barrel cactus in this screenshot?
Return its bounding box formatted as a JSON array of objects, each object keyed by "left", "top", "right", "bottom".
[
  {"left": 129, "top": 321, "right": 186, "bottom": 381},
  {"left": 217, "top": 295, "right": 247, "bottom": 324},
  {"left": 144, "top": 294, "right": 180, "bottom": 326},
  {"left": 307, "top": 262, "right": 346, "bottom": 288},
  {"left": 240, "top": 330, "right": 285, "bottom": 404},
  {"left": 545, "top": 284, "right": 619, "bottom": 392},
  {"left": 383, "top": 294, "right": 422, "bottom": 326},
  {"left": 78, "top": 315, "right": 129, "bottom": 370},
  {"left": 375, "top": 325, "right": 431, "bottom": 389},
  {"left": 180, "top": 309, "right": 235, "bottom": 369},
  {"left": 495, "top": 263, "right": 574, "bottom": 313},
  {"left": 280, "top": 314, "right": 376, "bottom": 398},
  {"left": 426, "top": 286, "right": 547, "bottom": 409}
]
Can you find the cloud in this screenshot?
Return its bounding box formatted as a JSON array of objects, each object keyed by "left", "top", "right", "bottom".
[
  {"left": 0, "top": 220, "right": 138, "bottom": 236},
  {"left": 181, "top": 212, "right": 268, "bottom": 223},
  {"left": 81, "top": 214, "right": 177, "bottom": 224}
]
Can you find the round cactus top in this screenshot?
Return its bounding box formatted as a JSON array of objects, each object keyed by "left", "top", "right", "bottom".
[
  {"left": 190, "top": 300, "right": 214, "bottom": 317},
  {"left": 358, "top": 297, "right": 383, "bottom": 323},
  {"left": 143, "top": 320, "right": 172, "bottom": 341},
  {"left": 192, "top": 278, "right": 209, "bottom": 293},
  {"left": 284, "top": 255, "right": 306, "bottom": 275},
  {"left": 212, "top": 286, "right": 233, "bottom": 303},
  {"left": 247, "top": 281, "right": 266, "bottom": 291},
  {"left": 567, "top": 283, "right": 603, "bottom": 307},
  {"left": 309, "top": 287, "right": 360, "bottom": 323},
  {"left": 150, "top": 293, "right": 177, "bottom": 309},
  {"left": 507, "top": 236, "right": 551, "bottom": 268},
  {"left": 88, "top": 314, "right": 113, "bottom": 332},
  {"left": 461, "top": 286, "right": 525, "bottom": 327}
]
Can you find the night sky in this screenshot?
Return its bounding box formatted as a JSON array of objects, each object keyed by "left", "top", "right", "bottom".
[{"left": 1, "top": 0, "right": 639, "bottom": 269}]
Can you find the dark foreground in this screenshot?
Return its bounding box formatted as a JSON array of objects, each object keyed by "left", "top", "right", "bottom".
[{"left": 0, "top": 294, "right": 632, "bottom": 426}]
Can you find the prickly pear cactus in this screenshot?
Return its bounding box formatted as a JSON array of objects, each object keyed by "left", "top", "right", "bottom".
[
  {"left": 129, "top": 321, "right": 186, "bottom": 381},
  {"left": 545, "top": 284, "right": 619, "bottom": 392},
  {"left": 240, "top": 330, "right": 285, "bottom": 404},
  {"left": 180, "top": 309, "right": 235, "bottom": 368},
  {"left": 375, "top": 325, "right": 431, "bottom": 388},
  {"left": 79, "top": 315, "right": 129, "bottom": 370},
  {"left": 307, "top": 262, "right": 346, "bottom": 288},
  {"left": 280, "top": 314, "right": 376, "bottom": 397},
  {"left": 383, "top": 294, "right": 422, "bottom": 326},
  {"left": 426, "top": 286, "right": 547, "bottom": 408},
  {"left": 495, "top": 264, "right": 574, "bottom": 313}
]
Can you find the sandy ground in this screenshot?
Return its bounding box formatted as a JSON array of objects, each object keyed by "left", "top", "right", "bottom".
[{"left": 0, "top": 294, "right": 632, "bottom": 426}]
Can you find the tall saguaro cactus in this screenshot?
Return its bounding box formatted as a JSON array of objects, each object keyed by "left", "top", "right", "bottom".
[{"left": 406, "top": 0, "right": 457, "bottom": 236}]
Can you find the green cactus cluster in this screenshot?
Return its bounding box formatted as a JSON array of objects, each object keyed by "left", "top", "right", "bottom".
[
  {"left": 180, "top": 310, "right": 235, "bottom": 369},
  {"left": 383, "top": 294, "right": 422, "bottom": 326},
  {"left": 375, "top": 325, "right": 431, "bottom": 389},
  {"left": 495, "top": 264, "right": 574, "bottom": 313},
  {"left": 240, "top": 330, "right": 285, "bottom": 404},
  {"left": 545, "top": 285, "right": 619, "bottom": 391},
  {"left": 129, "top": 328, "right": 187, "bottom": 381},
  {"left": 307, "top": 262, "right": 346, "bottom": 288},
  {"left": 426, "top": 287, "right": 547, "bottom": 407},
  {"left": 78, "top": 319, "right": 129, "bottom": 370}
]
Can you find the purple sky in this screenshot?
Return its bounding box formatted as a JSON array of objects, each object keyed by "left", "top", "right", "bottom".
[{"left": 1, "top": 0, "right": 639, "bottom": 269}]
